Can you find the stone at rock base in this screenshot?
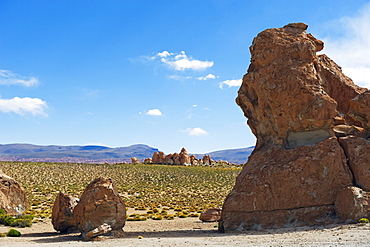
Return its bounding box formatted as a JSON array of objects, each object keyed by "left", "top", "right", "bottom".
[
  {"left": 199, "top": 208, "right": 222, "bottom": 222},
  {"left": 339, "top": 136, "right": 370, "bottom": 191},
  {"left": 51, "top": 192, "right": 79, "bottom": 233},
  {"left": 334, "top": 186, "right": 370, "bottom": 223},
  {"left": 84, "top": 223, "right": 112, "bottom": 240},
  {"left": 0, "top": 171, "right": 28, "bottom": 216},
  {"left": 73, "top": 177, "right": 126, "bottom": 240}
]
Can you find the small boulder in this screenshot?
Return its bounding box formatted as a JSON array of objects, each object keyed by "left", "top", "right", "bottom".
[
  {"left": 200, "top": 208, "right": 222, "bottom": 222},
  {"left": 74, "top": 177, "right": 126, "bottom": 240},
  {"left": 335, "top": 186, "right": 370, "bottom": 223},
  {"left": 52, "top": 192, "right": 79, "bottom": 233},
  {"left": 0, "top": 171, "right": 28, "bottom": 216}
]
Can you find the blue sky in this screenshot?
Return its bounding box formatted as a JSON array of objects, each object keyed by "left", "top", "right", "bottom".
[{"left": 0, "top": 0, "right": 369, "bottom": 154}]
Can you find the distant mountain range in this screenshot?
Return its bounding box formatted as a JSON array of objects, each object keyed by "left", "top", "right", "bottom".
[{"left": 0, "top": 143, "right": 254, "bottom": 164}]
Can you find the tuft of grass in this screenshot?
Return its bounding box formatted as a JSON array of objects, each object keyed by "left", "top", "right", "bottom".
[
  {"left": 151, "top": 214, "right": 163, "bottom": 220},
  {"left": 10, "top": 219, "right": 32, "bottom": 228},
  {"left": 359, "top": 218, "right": 369, "bottom": 223},
  {"left": 7, "top": 229, "right": 21, "bottom": 237}
]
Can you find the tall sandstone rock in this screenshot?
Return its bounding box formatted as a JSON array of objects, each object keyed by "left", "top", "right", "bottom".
[{"left": 220, "top": 23, "right": 370, "bottom": 231}]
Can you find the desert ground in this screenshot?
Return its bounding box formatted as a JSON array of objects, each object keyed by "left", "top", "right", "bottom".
[{"left": 1, "top": 217, "right": 370, "bottom": 247}]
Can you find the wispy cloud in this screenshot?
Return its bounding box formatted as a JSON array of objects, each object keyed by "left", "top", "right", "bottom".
[
  {"left": 197, "top": 74, "right": 218, "bottom": 80},
  {"left": 0, "top": 97, "right": 48, "bottom": 117},
  {"left": 154, "top": 51, "right": 214, "bottom": 71},
  {"left": 322, "top": 3, "right": 370, "bottom": 89},
  {"left": 168, "top": 75, "right": 193, "bottom": 80},
  {"left": 0, "top": 70, "right": 39, "bottom": 87},
  {"left": 219, "top": 79, "right": 242, "bottom": 89},
  {"left": 146, "top": 109, "right": 163, "bottom": 116},
  {"left": 182, "top": 127, "right": 208, "bottom": 136}
]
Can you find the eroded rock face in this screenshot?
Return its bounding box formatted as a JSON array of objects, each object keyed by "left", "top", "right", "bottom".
[
  {"left": 221, "top": 138, "right": 352, "bottom": 230},
  {"left": 74, "top": 177, "right": 126, "bottom": 240},
  {"left": 221, "top": 23, "right": 370, "bottom": 231},
  {"left": 51, "top": 192, "right": 79, "bottom": 233},
  {"left": 0, "top": 171, "right": 28, "bottom": 216}
]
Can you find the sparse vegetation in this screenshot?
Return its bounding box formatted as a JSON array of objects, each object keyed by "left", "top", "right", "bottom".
[
  {"left": 7, "top": 229, "right": 21, "bottom": 237},
  {"left": 0, "top": 161, "right": 241, "bottom": 220},
  {"left": 0, "top": 212, "right": 33, "bottom": 227},
  {"left": 358, "top": 218, "right": 369, "bottom": 223}
]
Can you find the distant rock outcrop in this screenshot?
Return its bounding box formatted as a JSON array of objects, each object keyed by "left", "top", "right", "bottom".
[
  {"left": 220, "top": 23, "right": 370, "bottom": 232},
  {"left": 151, "top": 148, "right": 218, "bottom": 166},
  {"left": 0, "top": 171, "right": 28, "bottom": 216}
]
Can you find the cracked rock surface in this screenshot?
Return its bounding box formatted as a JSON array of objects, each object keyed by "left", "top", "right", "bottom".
[{"left": 220, "top": 23, "right": 370, "bottom": 232}]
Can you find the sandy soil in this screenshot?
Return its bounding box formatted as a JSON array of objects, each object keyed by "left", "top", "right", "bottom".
[{"left": 1, "top": 217, "right": 370, "bottom": 247}]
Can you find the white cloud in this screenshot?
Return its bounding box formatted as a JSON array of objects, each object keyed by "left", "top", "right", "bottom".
[
  {"left": 146, "top": 109, "right": 162, "bottom": 116},
  {"left": 0, "top": 97, "right": 48, "bottom": 117},
  {"left": 156, "top": 51, "right": 214, "bottom": 71},
  {"left": 0, "top": 70, "right": 39, "bottom": 87},
  {"left": 219, "top": 79, "right": 242, "bottom": 89},
  {"left": 157, "top": 51, "right": 173, "bottom": 58},
  {"left": 322, "top": 3, "right": 370, "bottom": 89},
  {"left": 197, "top": 74, "right": 218, "bottom": 80},
  {"left": 182, "top": 127, "right": 208, "bottom": 136},
  {"left": 168, "top": 75, "right": 193, "bottom": 80}
]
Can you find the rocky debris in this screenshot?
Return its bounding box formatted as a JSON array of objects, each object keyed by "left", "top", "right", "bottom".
[
  {"left": 73, "top": 177, "right": 126, "bottom": 240},
  {"left": 0, "top": 171, "right": 28, "bottom": 216},
  {"left": 51, "top": 192, "right": 79, "bottom": 233},
  {"left": 130, "top": 157, "right": 139, "bottom": 164},
  {"left": 199, "top": 208, "right": 222, "bottom": 222},
  {"left": 220, "top": 23, "right": 370, "bottom": 232},
  {"left": 335, "top": 186, "right": 370, "bottom": 223}
]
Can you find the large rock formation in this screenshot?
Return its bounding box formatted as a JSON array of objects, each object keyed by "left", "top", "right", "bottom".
[
  {"left": 52, "top": 192, "right": 79, "bottom": 233},
  {"left": 0, "top": 171, "right": 28, "bottom": 216},
  {"left": 74, "top": 177, "right": 126, "bottom": 240},
  {"left": 220, "top": 23, "right": 370, "bottom": 231}
]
